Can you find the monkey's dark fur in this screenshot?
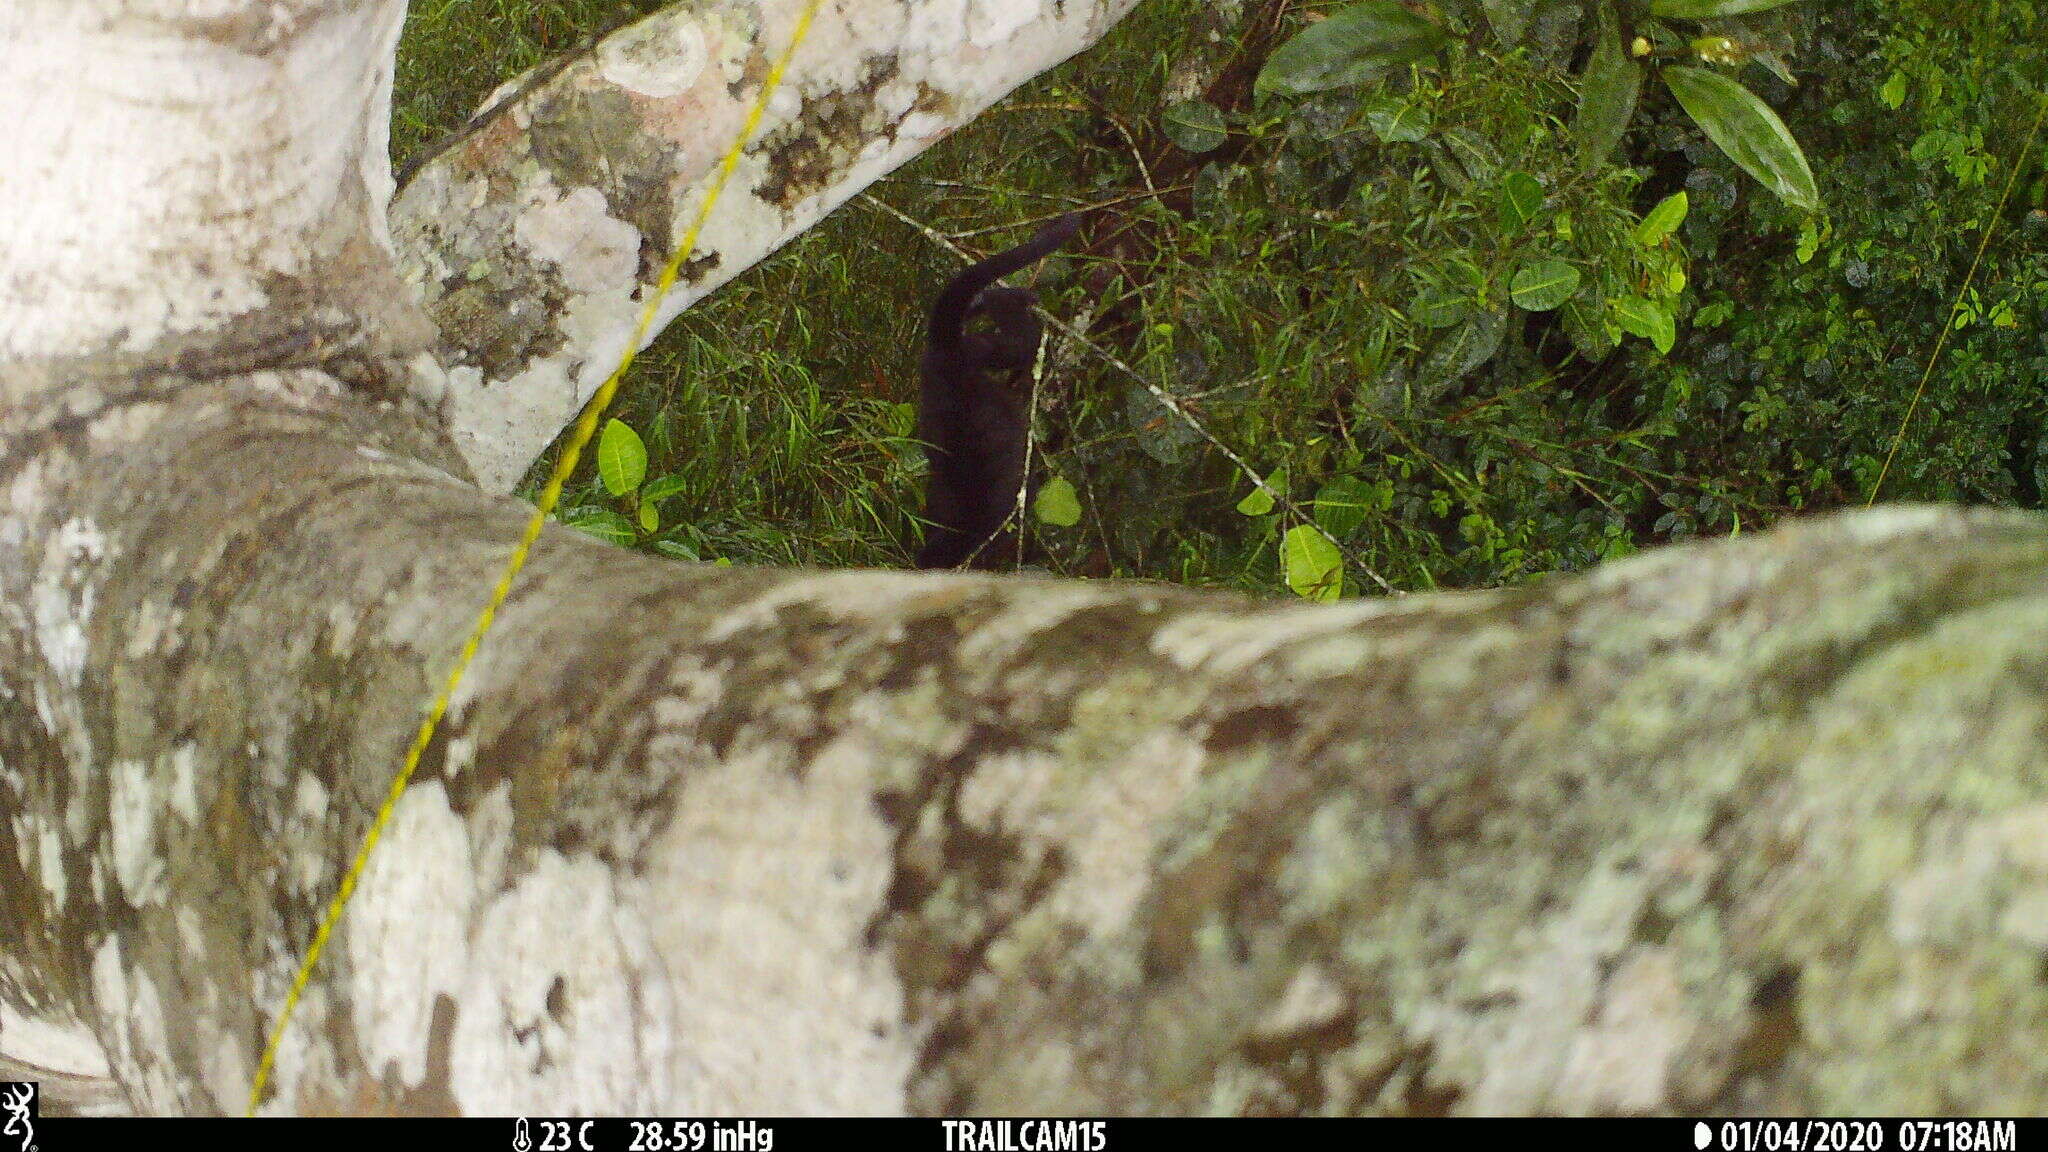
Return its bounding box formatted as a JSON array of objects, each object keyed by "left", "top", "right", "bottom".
[{"left": 915, "top": 214, "right": 1081, "bottom": 569}]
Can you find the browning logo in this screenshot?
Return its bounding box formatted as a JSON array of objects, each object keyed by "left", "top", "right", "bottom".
[{"left": 0, "top": 1082, "right": 32, "bottom": 1152}]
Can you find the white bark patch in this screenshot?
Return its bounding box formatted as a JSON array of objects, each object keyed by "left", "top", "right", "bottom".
[
  {"left": 450, "top": 852, "right": 676, "bottom": 1113},
  {"left": 465, "top": 782, "right": 516, "bottom": 906},
  {"left": 108, "top": 758, "right": 166, "bottom": 905},
  {"left": 598, "top": 13, "right": 708, "bottom": 99},
  {"left": 0, "top": 1002, "right": 109, "bottom": 1078},
  {"left": 1251, "top": 963, "right": 1348, "bottom": 1042},
  {"left": 32, "top": 518, "right": 107, "bottom": 689},
  {"left": 290, "top": 772, "right": 332, "bottom": 891},
  {"left": 959, "top": 728, "right": 1201, "bottom": 940},
  {"left": 515, "top": 186, "right": 642, "bottom": 296},
  {"left": 344, "top": 781, "right": 476, "bottom": 1092},
  {"left": 0, "top": 1, "right": 400, "bottom": 366},
  {"left": 122, "top": 598, "right": 186, "bottom": 660},
  {"left": 35, "top": 816, "right": 66, "bottom": 909},
  {"left": 641, "top": 740, "right": 912, "bottom": 1114},
  {"left": 1149, "top": 600, "right": 1415, "bottom": 677},
  {"left": 968, "top": 0, "right": 1044, "bottom": 48},
  {"left": 92, "top": 936, "right": 180, "bottom": 1112},
  {"left": 167, "top": 743, "right": 201, "bottom": 824},
  {"left": 1419, "top": 863, "right": 1656, "bottom": 1114},
  {"left": 703, "top": 571, "right": 959, "bottom": 644}
]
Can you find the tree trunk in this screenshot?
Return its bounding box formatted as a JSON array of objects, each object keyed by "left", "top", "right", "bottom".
[{"left": 2, "top": 0, "right": 2045, "bottom": 1119}]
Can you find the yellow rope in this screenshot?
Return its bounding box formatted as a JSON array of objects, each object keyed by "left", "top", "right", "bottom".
[
  {"left": 1867, "top": 86, "right": 2047, "bottom": 505},
  {"left": 246, "top": 0, "right": 825, "bottom": 1113}
]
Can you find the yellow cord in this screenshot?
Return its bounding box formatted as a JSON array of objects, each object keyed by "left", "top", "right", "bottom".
[
  {"left": 246, "top": 0, "right": 825, "bottom": 1113},
  {"left": 1868, "top": 86, "right": 2047, "bottom": 505}
]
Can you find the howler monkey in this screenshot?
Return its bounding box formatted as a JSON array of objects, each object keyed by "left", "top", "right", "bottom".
[{"left": 915, "top": 213, "right": 1081, "bottom": 570}]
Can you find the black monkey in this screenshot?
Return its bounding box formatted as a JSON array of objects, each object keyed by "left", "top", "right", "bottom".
[{"left": 915, "top": 213, "right": 1081, "bottom": 569}]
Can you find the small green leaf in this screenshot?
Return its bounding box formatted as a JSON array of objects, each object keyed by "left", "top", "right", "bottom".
[
  {"left": 1313, "top": 476, "right": 1377, "bottom": 538},
  {"left": 1361, "top": 95, "right": 1432, "bottom": 142},
  {"left": 1650, "top": 0, "right": 1804, "bottom": 16},
  {"left": 1635, "top": 191, "right": 1690, "bottom": 246},
  {"left": 1796, "top": 217, "right": 1821, "bottom": 263},
  {"left": 1510, "top": 260, "right": 1582, "bottom": 312},
  {"left": 641, "top": 474, "right": 690, "bottom": 505},
  {"left": 1663, "top": 65, "right": 1821, "bottom": 212},
  {"left": 1256, "top": 2, "right": 1451, "bottom": 98},
  {"left": 651, "top": 539, "right": 700, "bottom": 562},
  {"left": 1034, "top": 475, "right": 1083, "bottom": 527},
  {"left": 1879, "top": 71, "right": 1908, "bottom": 110},
  {"left": 597, "top": 418, "right": 648, "bottom": 497},
  {"left": 638, "top": 501, "right": 659, "bottom": 534},
  {"left": 1163, "top": 100, "right": 1229, "bottom": 153},
  {"left": 1496, "top": 171, "right": 1545, "bottom": 233},
  {"left": 1283, "top": 524, "right": 1344, "bottom": 601},
  {"left": 1615, "top": 296, "right": 1677, "bottom": 354},
  {"left": 1574, "top": 5, "right": 1643, "bottom": 161},
  {"left": 1237, "top": 468, "right": 1287, "bottom": 516},
  {"left": 559, "top": 506, "right": 637, "bottom": 545}
]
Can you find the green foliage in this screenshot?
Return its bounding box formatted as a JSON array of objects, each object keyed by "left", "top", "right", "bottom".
[
  {"left": 1575, "top": 5, "right": 1644, "bottom": 160},
  {"left": 1662, "top": 66, "right": 1821, "bottom": 211},
  {"left": 596, "top": 418, "right": 646, "bottom": 497},
  {"left": 393, "top": 0, "right": 2047, "bottom": 598},
  {"left": 1651, "top": 0, "right": 1803, "bottom": 16},
  {"left": 1257, "top": 3, "right": 1452, "bottom": 98},
  {"left": 1162, "top": 100, "right": 1228, "bottom": 153},
  {"left": 1282, "top": 524, "right": 1344, "bottom": 601},
  {"left": 1034, "top": 476, "right": 1083, "bottom": 527}
]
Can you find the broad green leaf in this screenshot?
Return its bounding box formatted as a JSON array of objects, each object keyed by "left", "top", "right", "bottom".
[
  {"left": 1361, "top": 95, "right": 1432, "bottom": 142},
  {"left": 638, "top": 501, "right": 659, "bottom": 534},
  {"left": 1313, "top": 476, "right": 1377, "bottom": 538},
  {"left": 559, "top": 506, "right": 636, "bottom": 546},
  {"left": 1635, "top": 191, "right": 1690, "bottom": 246},
  {"left": 1283, "top": 524, "right": 1344, "bottom": 601},
  {"left": 1510, "top": 260, "right": 1582, "bottom": 311},
  {"left": 1574, "top": 4, "right": 1644, "bottom": 161},
  {"left": 1663, "top": 65, "right": 1821, "bottom": 212},
  {"left": 651, "top": 539, "right": 700, "bottom": 562},
  {"left": 1409, "top": 282, "right": 1470, "bottom": 329},
  {"left": 1431, "top": 128, "right": 1503, "bottom": 195},
  {"left": 1651, "top": 0, "right": 1803, "bottom": 16},
  {"left": 1163, "top": 100, "right": 1228, "bottom": 153},
  {"left": 1416, "top": 308, "right": 1509, "bottom": 396},
  {"left": 1257, "top": 2, "right": 1451, "bottom": 98},
  {"left": 1496, "top": 171, "right": 1545, "bottom": 233},
  {"left": 1615, "top": 296, "right": 1677, "bottom": 354},
  {"left": 1237, "top": 467, "right": 1287, "bottom": 516},
  {"left": 1034, "top": 475, "right": 1083, "bottom": 527},
  {"left": 597, "top": 418, "right": 648, "bottom": 497}
]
